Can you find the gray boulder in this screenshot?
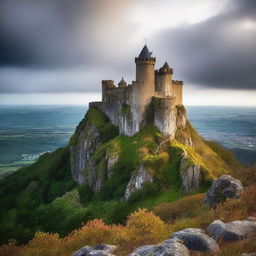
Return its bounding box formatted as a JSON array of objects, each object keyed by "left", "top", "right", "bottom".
[
  {"left": 73, "top": 244, "right": 116, "bottom": 256},
  {"left": 129, "top": 238, "right": 189, "bottom": 256},
  {"left": 171, "top": 228, "right": 219, "bottom": 255},
  {"left": 207, "top": 220, "right": 256, "bottom": 242},
  {"left": 204, "top": 175, "right": 243, "bottom": 208}
]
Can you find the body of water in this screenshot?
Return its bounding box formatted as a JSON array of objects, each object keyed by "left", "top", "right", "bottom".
[{"left": 0, "top": 105, "right": 255, "bottom": 177}]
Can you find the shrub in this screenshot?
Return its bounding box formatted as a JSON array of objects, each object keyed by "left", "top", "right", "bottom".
[
  {"left": 101, "top": 123, "right": 119, "bottom": 143},
  {"left": 128, "top": 182, "right": 160, "bottom": 203},
  {"left": 220, "top": 239, "right": 256, "bottom": 256},
  {"left": 214, "top": 184, "right": 256, "bottom": 222},
  {"left": 124, "top": 208, "right": 168, "bottom": 246},
  {"left": 153, "top": 194, "right": 205, "bottom": 223},
  {"left": 19, "top": 232, "right": 62, "bottom": 256},
  {"left": 64, "top": 219, "right": 123, "bottom": 252},
  {"left": 0, "top": 240, "right": 22, "bottom": 256},
  {"left": 78, "top": 185, "right": 93, "bottom": 205}
]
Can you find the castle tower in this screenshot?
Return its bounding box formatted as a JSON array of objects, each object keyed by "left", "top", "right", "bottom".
[
  {"left": 156, "top": 62, "right": 173, "bottom": 96},
  {"left": 118, "top": 77, "right": 127, "bottom": 88},
  {"left": 131, "top": 45, "right": 156, "bottom": 133}
]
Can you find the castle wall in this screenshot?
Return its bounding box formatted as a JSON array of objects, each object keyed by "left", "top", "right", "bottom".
[
  {"left": 154, "top": 96, "right": 177, "bottom": 138},
  {"left": 101, "top": 82, "right": 134, "bottom": 135},
  {"left": 172, "top": 80, "right": 183, "bottom": 105}
]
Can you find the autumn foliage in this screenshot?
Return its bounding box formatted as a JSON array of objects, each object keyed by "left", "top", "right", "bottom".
[
  {"left": 1, "top": 185, "right": 256, "bottom": 256},
  {"left": 0, "top": 209, "right": 168, "bottom": 256}
]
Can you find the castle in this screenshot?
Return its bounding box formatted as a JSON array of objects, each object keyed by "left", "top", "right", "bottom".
[{"left": 89, "top": 45, "right": 184, "bottom": 138}]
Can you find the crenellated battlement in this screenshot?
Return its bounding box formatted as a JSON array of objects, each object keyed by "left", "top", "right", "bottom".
[
  {"left": 173, "top": 80, "right": 183, "bottom": 85},
  {"left": 135, "top": 57, "right": 156, "bottom": 65},
  {"left": 102, "top": 80, "right": 116, "bottom": 89}
]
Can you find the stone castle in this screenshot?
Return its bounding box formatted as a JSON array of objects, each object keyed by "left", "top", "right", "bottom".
[{"left": 89, "top": 45, "right": 184, "bottom": 138}]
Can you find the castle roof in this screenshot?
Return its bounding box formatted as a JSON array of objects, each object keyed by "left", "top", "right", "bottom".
[
  {"left": 138, "top": 45, "right": 152, "bottom": 59},
  {"left": 159, "top": 61, "right": 173, "bottom": 74},
  {"left": 162, "top": 62, "right": 171, "bottom": 69}
]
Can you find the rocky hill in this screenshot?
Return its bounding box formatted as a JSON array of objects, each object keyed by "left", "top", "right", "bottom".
[{"left": 0, "top": 105, "right": 255, "bottom": 256}]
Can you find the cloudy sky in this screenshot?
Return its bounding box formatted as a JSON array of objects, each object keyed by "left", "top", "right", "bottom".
[{"left": 0, "top": 0, "right": 255, "bottom": 105}]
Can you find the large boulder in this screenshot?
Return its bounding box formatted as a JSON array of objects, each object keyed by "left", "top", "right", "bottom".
[
  {"left": 129, "top": 238, "right": 189, "bottom": 256},
  {"left": 73, "top": 244, "right": 116, "bottom": 256},
  {"left": 204, "top": 175, "right": 243, "bottom": 208},
  {"left": 207, "top": 220, "right": 256, "bottom": 242},
  {"left": 171, "top": 228, "right": 219, "bottom": 255}
]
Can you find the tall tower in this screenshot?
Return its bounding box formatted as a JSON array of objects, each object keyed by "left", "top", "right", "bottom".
[{"left": 131, "top": 45, "right": 156, "bottom": 133}]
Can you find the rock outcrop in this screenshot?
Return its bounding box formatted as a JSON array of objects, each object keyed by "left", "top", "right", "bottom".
[
  {"left": 179, "top": 150, "right": 201, "bottom": 193},
  {"left": 207, "top": 220, "right": 256, "bottom": 242},
  {"left": 204, "top": 175, "right": 244, "bottom": 208},
  {"left": 69, "top": 108, "right": 119, "bottom": 192},
  {"left": 171, "top": 228, "right": 220, "bottom": 255},
  {"left": 73, "top": 244, "right": 116, "bottom": 256},
  {"left": 129, "top": 238, "right": 189, "bottom": 256},
  {"left": 125, "top": 164, "right": 153, "bottom": 199},
  {"left": 70, "top": 123, "right": 101, "bottom": 185}
]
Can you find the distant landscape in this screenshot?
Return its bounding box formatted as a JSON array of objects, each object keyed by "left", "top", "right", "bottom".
[{"left": 0, "top": 105, "right": 255, "bottom": 179}]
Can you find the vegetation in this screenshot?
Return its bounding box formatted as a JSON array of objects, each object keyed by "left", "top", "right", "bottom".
[
  {"left": 0, "top": 147, "right": 76, "bottom": 244},
  {"left": 1, "top": 184, "right": 255, "bottom": 256},
  {"left": 0, "top": 106, "right": 254, "bottom": 255}
]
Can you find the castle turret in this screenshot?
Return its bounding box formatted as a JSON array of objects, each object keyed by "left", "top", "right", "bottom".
[
  {"left": 155, "top": 62, "right": 173, "bottom": 96},
  {"left": 118, "top": 77, "right": 127, "bottom": 88},
  {"left": 131, "top": 45, "right": 156, "bottom": 133}
]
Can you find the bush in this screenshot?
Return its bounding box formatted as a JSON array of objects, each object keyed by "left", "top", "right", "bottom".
[
  {"left": 214, "top": 184, "right": 256, "bottom": 222},
  {"left": 65, "top": 219, "right": 123, "bottom": 252},
  {"left": 78, "top": 185, "right": 93, "bottom": 205},
  {"left": 20, "top": 232, "right": 62, "bottom": 256},
  {"left": 0, "top": 240, "right": 22, "bottom": 256},
  {"left": 153, "top": 194, "right": 205, "bottom": 223},
  {"left": 124, "top": 208, "right": 168, "bottom": 246},
  {"left": 128, "top": 182, "right": 160, "bottom": 203},
  {"left": 101, "top": 123, "right": 119, "bottom": 143}
]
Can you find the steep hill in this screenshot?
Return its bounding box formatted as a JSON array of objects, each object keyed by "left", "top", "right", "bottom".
[{"left": 0, "top": 106, "right": 241, "bottom": 245}]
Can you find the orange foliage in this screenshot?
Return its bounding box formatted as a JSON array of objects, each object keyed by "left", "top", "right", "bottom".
[
  {"left": 125, "top": 208, "right": 168, "bottom": 244},
  {"left": 214, "top": 184, "right": 256, "bottom": 222},
  {"left": 2, "top": 209, "right": 168, "bottom": 256},
  {"left": 1, "top": 185, "right": 256, "bottom": 256},
  {"left": 117, "top": 208, "right": 169, "bottom": 255},
  {"left": 0, "top": 240, "right": 23, "bottom": 256},
  {"left": 19, "top": 232, "right": 62, "bottom": 256},
  {"left": 64, "top": 219, "right": 124, "bottom": 253}
]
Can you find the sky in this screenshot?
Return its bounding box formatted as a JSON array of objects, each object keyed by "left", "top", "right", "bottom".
[{"left": 0, "top": 0, "right": 255, "bottom": 105}]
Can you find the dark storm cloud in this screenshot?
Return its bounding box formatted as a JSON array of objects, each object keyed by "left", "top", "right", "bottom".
[
  {"left": 0, "top": 0, "right": 255, "bottom": 93},
  {"left": 0, "top": 0, "right": 135, "bottom": 68},
  {"left": 153, "top": 0, "right": 256, "bottom": 90}
]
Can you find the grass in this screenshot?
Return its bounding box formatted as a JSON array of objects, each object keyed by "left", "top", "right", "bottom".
[{"left": 137, "top": 187, "right": 182, "bottom": 210}]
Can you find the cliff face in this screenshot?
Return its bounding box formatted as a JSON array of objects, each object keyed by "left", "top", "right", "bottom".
[
  {"left": 69, "top": 108, "right": 119, "bottom": 192},
  {"left": 68, "top": 106, "right": 233, "bottom": 199}
]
